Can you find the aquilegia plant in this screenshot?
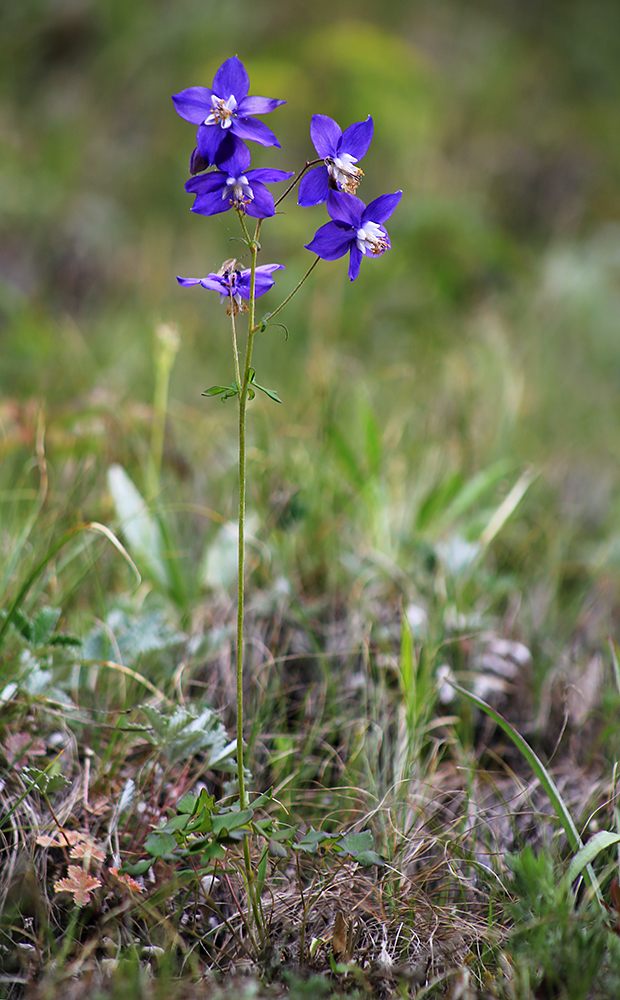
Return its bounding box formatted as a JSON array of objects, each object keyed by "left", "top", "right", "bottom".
[{"left": 173, "top": 53, "right": 400, "bottom": 925}]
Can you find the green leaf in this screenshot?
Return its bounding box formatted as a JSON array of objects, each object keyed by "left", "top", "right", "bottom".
[
  {"left": 248, "top": 368, "right": 282, "bottom": 404},
  {"left": 250, "top": 788, "right": 274, "bottom": 810},
  {"left": 211, "top": 809, "right": 253, "bottom": 835},
  {"left": 140, "top": 704, "right": 235, "bottom": 767},
  {"left": 567, "top": 831, "right": 620, "bottom": 884},
  {"left": 253, "top": 818, "right": 274, "bottom": 835},
  {"left": 270, "top": 825, "right": 298, "bottom": 843},
  {"left": 32, "top": 607, "right": 61, "bottom": 646},
  {"left": 258, "top": 316, "right": 289, "bottom": 340},
  {"left": 162, "top": 814, "right": 192, "bottom": 833},
  {"left": 177, "top": 793, "right": 199, "bottom": 815},
  {"left": 144, "top": 832, "right": 178, "bottom": 858},
  {"left": 10, "top": 608, "right": 34, "bottom": 643},
  {"left": 354, "top": 850, "right": 385, "bottom": 867},
  {"left": 186, "top": 811, "right": 213, "bottom": 835},
  {"left": 106, "top": 465, "right": 169, "bottom": 588},
  {"left": 124, "top": 859, "right": 153, "bottom": 876},
  {"left": 335, "top": 831, "right": 385, "bottom": 865},
  {"left": 202, "top": 385, "right": 229, "bottom": 397},
  {"left": 200, "top": 842, "right": 227, "bottom": 865},
  {"left": 269, "top": 839, "right": 289, "bottom": 858},
  {"left": 436, "top": 459, "right": 514, "bottom": 531},
  {"left": 49, "top": 634, "right": 82, "bottom": 648},
  {"left": 257, "top": 848, "right": 269, "bottom": 896},
  {"left": 294, "top": 828, "right": 336, "bottom": 853},
  {"left": 23, "top": 768, "right": 69, "bottom": 795},
  {"left": 336, "top": 831, "right": 374, "bottom": 855}
]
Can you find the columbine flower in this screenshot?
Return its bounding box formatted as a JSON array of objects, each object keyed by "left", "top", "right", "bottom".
[
  {"left": 298, "top": 115, "right": 373, "bottom": 207},
  {"left": 172, "top": 56, "right": 286, "bottom": 164},
  {"left": 305, "top": 189, "right": 402, "bottom": 281},
  {"left": 177, "top": 262, "right": 284, "bottom": 315},
  {"left": 184, "top": 144, "right": 293, "bottom": 218}
]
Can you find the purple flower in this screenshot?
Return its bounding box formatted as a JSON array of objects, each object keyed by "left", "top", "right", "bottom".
[
  {"left": 305, "top": 189, "right": 402, "bottom": 281},
  {"left": 184, "top": 145, "right": 293, "bottom": 218},
  {"left": 177, "top": 262, "right": 285, "bottom": 314},
  {"left": 172, "top": 56, "right": 286, "bottom": 164},
  {"left": 298, "top": 115, "right": 373, "bottom": 207}
]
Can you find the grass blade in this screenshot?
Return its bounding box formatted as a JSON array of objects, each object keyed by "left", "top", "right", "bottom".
[
  {"left": 567, "top": 831, "right": 620, "bottom": 884},
  {"left": 447, "top": 679, "right": 603, "bottom": 904}
]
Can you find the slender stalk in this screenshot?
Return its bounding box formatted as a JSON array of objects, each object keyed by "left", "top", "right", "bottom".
[
  {"left": 231, "top": 211, "right": 268, "bottom": 944},
  {"left": 235, "top": 212, "right": 260, "bottom": 814},
  {"left": 232, "top": 210, "right": 319, "bottom": 946},
  {"left": 274, "top": 158, "right": 323, "bottom": 208},
  {"left": 228, "top": 290, "right": 241, "bottom": 390},
  {"left": 254, "top": 256, "right": 320, "bottom": 329}
]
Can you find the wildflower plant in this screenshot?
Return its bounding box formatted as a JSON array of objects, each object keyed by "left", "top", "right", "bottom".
[{"left": 173, "top": 54, "right": 400, "bottom": 934}]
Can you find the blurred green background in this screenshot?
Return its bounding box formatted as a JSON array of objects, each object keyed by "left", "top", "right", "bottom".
[{"left": 3, "top": 0, "right": 620, "bottom": 641}]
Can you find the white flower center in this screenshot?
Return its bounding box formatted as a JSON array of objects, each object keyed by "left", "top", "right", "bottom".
[
  {"left": 356, "top": 221, "right": 389, "bottom": 256},
  {"left": 204, "top": 93, "right": 238, "bottom": 129},
  {"left": 223, "top": 175, "right": 254, "bottom": 211},
  {"left": 326, "top": 153, "right": 364, "bottom": 195}
]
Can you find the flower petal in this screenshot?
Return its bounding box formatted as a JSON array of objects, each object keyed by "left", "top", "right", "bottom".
[
  {"left": 348, "top": 244, "right": 363, "bottom": 281},
  {"left": 212, "top": 134, "right": 249, "bottom": 171},
  {"left": 237, "top": 96, "right": 286, "bottom": 115},
  {"left": 256, "top": 263, "right": 287, "bottom": 276},
  {"left": 247, "top": 168, "right": 294, "bottom": 184},
  {"left": 221, "top": 143, "right": 252, "bottom": 175},
  {"left": 190, "top": 188, "right": 230, "bottom": 216},
  {"left": 189, "top": 148, "right": 209, "bottom": 175},
  {"left": 212, "top": 56, "right": 249, "bottom": 101},
  {"left": 327, "top": 189, "right": 364, "bottom": 227},
  {"left": 340, "top": 116, "right": 374, "bottom": 160},
  {"left": 298, "top": 166, "right": 330, "bottom": 207},
  {"left": 305, "top": 221, "right": 353, "bottom": 260},
  {"left": 310, "top": 115, "right": 341, "bottom": 158},
  {"left": 244, "top": 182, "right": 276, "bottom": 218},
  {"left": 198, "top": 275, "right": 227, "bottom": 292},
  {"left": 362, "top": 190, "right": 402, "bottom": 225},
  {"left": 176, "top": 276, "right": 202, "bottom": 287},
  {"left": 196, "top": 124, "right": 228, "bottom": 162},
  {"left": 237, "top": 263, "right": 285, "bottom": 299},
  {"left": 172, "top": 87, "right": 213, "bottom": 124},
  {"left": 231, "top": 117, "right": 281, "bottom": 147},
  {"left": 185, "top": 171, "right": 226, "bottom": 195}
]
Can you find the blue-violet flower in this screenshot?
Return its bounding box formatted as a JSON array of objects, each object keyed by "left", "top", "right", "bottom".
[
  {"left": 298, "top": 115, "right": 373, "bottom": 207},
  {"left": 305, "top": 189, "right": 402, "bottom": 281},
  {"left": 177, "top": 262, "right": 285, "bottom": 315},
  {"left": 185, "top": 145, "right": 293, "bottom": 218},
  {"left": 172, "top": 56, "right": 285, "bottom": 164}
]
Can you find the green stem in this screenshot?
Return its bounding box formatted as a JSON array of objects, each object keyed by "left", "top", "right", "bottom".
[
  {"left": 254, "top": 256, "right": 320, "bottom": 330},
  {"left": 235, "top": 209, "right": 261, "bottom": 815},
  {"left": 228, "top": 292, "right": 241, "bottom": 390},
  {"left": 233, "top": 210, "right": 267, "bottom": 944}
]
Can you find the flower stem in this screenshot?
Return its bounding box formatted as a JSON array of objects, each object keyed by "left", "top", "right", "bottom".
[
  {"left": 228, "top": 292, "right": 241, "bottom": 389},
  {"left": 274, "top": 158, "right": 323, "bottom": 208},
  {"left": 255, "top": 256, "right": 320, "bottom": 329},
  {"left": 233, "top": 210, "right": 266, "bottom": 944},
  {"left": 235, "top": 209, "right": 261, "bottom": 815}
]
